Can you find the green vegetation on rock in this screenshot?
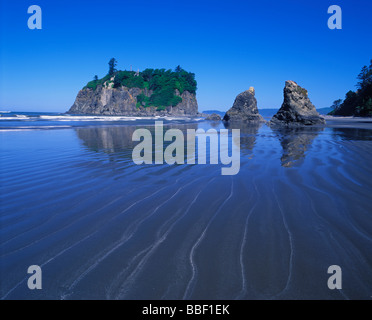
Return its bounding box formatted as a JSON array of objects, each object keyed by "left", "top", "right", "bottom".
[
  {"left": 84, "top": 74, "right": 111, "bottom": 91},
  {"left": 113, "top": 71, "right": 145, "bottom": 89},
  {"left": 295, "top": 87, "right": 308, "bottom": 96},
  {"left": 83, "top": 60, "right": 197, "bottom": 109}
]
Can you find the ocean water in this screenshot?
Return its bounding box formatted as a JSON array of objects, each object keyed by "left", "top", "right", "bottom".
[{"left": 1, "top": 112, "right": 372, "bottom": 299}]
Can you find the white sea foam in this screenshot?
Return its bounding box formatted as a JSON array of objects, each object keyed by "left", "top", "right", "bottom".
[
  {"left": 38, "top": 115, "right": 196, "bottom": 122},
  {"left": 0, "top": 114, "right": 203, "bottom": 122},
  {"left": 0, "top": 129, "right": 34, "bottom": 132},
  {"left": 0, "top": 126, "right": 72, "bottom": 131},
  {"left": 39, "top": 115, "right": 140, "bottom": 121},
  {"left": 0, "top": 117, "right": 21, "bottom": 120},
  {"left": 0, "top": 114, "right": 31, "bottom": 120}
]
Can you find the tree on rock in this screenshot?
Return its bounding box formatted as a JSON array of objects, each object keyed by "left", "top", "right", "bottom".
[
  {"left": 331, "top": 99, "right": 343, "bottom": 112},
  {"left": 108, "top": 58, "right": 117, "bottom": 76}
]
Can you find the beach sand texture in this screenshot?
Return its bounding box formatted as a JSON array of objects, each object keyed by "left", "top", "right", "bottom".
[{"left": 1, "top": 120, "right": 372, "bottom": 299}]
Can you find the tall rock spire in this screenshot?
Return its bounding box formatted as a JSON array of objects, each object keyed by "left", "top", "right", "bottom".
[{"left": 270, "top": 81, "right": 326, "bottom": 126}]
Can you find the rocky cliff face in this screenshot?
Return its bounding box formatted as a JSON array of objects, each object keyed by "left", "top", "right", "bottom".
[
  {"left": 223, "top": 87, "right": 264, "bottom": 122},
  {"left": 269, "top": 81, "right": 325, "bottom": 126},
  {"left": 67, "top": 84, "right": 198, "bottom": 116}
]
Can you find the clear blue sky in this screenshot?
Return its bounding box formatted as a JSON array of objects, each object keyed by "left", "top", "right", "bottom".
[{"left": 0, "top": 0, "right": 371, "bottom": 112}]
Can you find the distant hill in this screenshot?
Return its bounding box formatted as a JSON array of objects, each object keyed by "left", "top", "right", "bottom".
[
  {"left": 258, "top": 108, "right": 278, "bottom": 118},
  {"left": 317, "top": 107, "right": 333, "bottom": 115}
]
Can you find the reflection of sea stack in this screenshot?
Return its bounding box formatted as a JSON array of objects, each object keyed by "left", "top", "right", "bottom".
[
  {"left": 76, "top": 126, "right": 137, "bottom": 153},
  {"left": 270, "top": 81, "right": 325, "bottom": 126},
  {"left": 223, "top": 121, "right": 262, "bottom": 152},
  {"left": 223, "top": 87, "right": 265, "bottom": 122},
  {"left": 273, "top": 127, "right": 324, "bottom": 167},
  {"left": 75, "top": 123, "right": 199, "bottom": 153}
]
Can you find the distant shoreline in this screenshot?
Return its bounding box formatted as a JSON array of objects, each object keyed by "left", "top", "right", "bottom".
[{"left": 323, "top": 115, "right": 372, "bottom": 122}]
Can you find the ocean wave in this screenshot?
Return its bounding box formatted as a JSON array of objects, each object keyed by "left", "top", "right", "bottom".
[
  {"left": 0, "top": 114, "right": 203, "bottom": 122},
  {"left": 0, "top": 126, "right": 73, "bottom": 131},
  {"left": 0, "top": 117, "right": 19, "bottom": 121}
]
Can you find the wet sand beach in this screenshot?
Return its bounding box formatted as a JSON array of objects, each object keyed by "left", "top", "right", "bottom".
[{"left": 1, "top": 118, "right": 372, "bottom": 299}]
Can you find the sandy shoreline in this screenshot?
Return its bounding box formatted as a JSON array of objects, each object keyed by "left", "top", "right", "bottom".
[
  {"left": 323, "top": 115, "right": 372, "bottom": 122},
  {"left": 322, "top": 115, "right": 372, "bottom": 130}
]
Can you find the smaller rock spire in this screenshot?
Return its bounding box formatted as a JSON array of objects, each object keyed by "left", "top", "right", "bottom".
[{"left": 223, "top": 87, "right": 264, "bottom": 122}]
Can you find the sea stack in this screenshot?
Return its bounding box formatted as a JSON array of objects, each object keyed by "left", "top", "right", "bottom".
[
  {"left": 68, "top": 86, "right": 198, "bottom": 116},
  {"left": 223, "top": 87, "right": 264, "bottom": 122},
  {"left": 67, "top": 67, "right": 199, "bottom": 116},
  {"left": 269, "top": 81, "right": 325, "bottom": 126}
]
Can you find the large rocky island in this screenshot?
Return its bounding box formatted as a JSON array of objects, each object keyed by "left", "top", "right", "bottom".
[{"left": 67, "top": 62, "right": 198, "bottom": 116}]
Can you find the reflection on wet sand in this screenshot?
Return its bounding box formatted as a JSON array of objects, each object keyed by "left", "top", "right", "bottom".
[
  {"left": 75, "top": 124, "right": 199, "bottom": 154},
  {"left": 2, "top": 120, "right": 372, "bottom": 299},
  {"left": 76, "top": 126, "right": 138, "bottom": 153},
  {"left": 223, "top": 122, "right": 262, "bottom": 154},
  {"left": 272, "top": 126, "right": 324, "bottom": 167},
  {"left": 331, "top": 127, "right": 372, "bottom": 141},
  {"left": 75, "top": 123, "right": 327, "bottom": 168}
]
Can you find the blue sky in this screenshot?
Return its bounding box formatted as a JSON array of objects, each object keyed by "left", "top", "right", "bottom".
[{"left": 0, "top": 0, "right": 371, "bottom": 112}]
